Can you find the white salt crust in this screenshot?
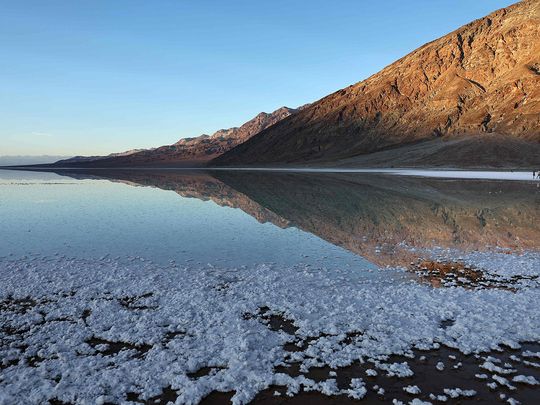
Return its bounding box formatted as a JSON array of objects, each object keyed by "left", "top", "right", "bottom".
[{"left": 0, "top": 252, "right": 539, "bottom": 404}]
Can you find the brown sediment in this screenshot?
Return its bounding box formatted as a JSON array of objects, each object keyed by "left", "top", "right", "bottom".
[
  {"left": 410, "top": 259, "right": 539, "bottom": 290},
  {"left": 414, "top": 260, "right": 480, "bottom": 278},
  {"left": 255, "top": 343, "right": 540, "bottom": 404},
  {"left": 233, "top": 311, "right": 540, "bottom": 403},
  {"left": 5, "top": 301, "right": 540, "bottom": 404},
  {"left": 244, "top": 306, "right": 299, "bottom": 336},
  {"left": 126, "top": 386, "right": 180, "bottom": 404},
  {"left": 0, "top": 295, "right": 37, "bottom": 315},
  {"left": 117, "top": 292, "right": 156, "bottom": 310},
  {"left": 187, "top": 366, "right": 227, "bottom": 380},
  {"left": 411, "top": 259, "right": 484, "bottom": 288},
  {"left": 193, "top": 316, "right": 540, "bottom": 405}
]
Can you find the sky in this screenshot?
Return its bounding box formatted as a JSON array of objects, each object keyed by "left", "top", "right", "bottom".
[{"left": 0, "top": 0, "right": 516, "bottom": 157}]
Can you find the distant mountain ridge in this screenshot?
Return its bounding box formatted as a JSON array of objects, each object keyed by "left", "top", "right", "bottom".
[
  {"left": 50, "top": 106, "right": 300, "bottom": 168},
  {"left": 213, "top": 0, "right": 540, "bottom": 167},
  {"left": 55, "top": 149, "right": 148, "bottom": 165}
]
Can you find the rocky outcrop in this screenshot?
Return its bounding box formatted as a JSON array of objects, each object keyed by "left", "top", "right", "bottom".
[
  {"left": 168, "top": 106, "right": 297, "bottom": 161},
  {"left": 214, "top": 0, "right": 540, "bottom": 166}
]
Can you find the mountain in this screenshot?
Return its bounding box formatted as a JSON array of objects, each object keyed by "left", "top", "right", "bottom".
[
  {"left": 50, "top": 106, "right": 298, "bottom": 168},
  {"left": 54, "top": 149, "right": 147, "bottom": 165},
  {"left": 213, "top": 0, "right": 540, "bottom": 168},
  {"left": 169, "top": 106, "right": 297, "bottom": 161}
]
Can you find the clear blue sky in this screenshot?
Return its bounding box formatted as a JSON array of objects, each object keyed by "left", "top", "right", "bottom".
[{"left": 1, "top": 0, "right": 515, "bottom": 156}]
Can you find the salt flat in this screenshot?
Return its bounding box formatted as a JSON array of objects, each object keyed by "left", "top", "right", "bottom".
[{"left": 1, "top": 251, "right": 539, "bottom": 404}]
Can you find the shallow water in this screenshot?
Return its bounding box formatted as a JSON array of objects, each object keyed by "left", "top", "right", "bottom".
[
  {"left": 207, "top": 167, "right": 540, "bottom": 181},
  {"left": 0, "top": 169, "right": 374, "bottom": 271},
  {"left": 1, "top": 168, "right": 539, "bottom": 268}
]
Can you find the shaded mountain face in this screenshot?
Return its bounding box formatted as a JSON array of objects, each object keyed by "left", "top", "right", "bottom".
[
  {"left": 38, "top": 168, "right": 540, "bottom": 268},
  {"left": 54, "top": 149, "right": 147, "bottom": 165},
  {"left": 214, "top": 0, "right": 540, "bottom": 167},
  {"left": 51, "top": 106, "right": 298, "bottom": 168}
]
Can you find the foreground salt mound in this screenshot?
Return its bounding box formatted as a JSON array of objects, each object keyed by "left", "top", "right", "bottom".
[{"left": 0, "top": 253, "right": 539, "bottom": 404}]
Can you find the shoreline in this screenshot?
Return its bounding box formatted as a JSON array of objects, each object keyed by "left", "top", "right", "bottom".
[{"left": 1, "top": 165, "right": 540, "bottom": 182}]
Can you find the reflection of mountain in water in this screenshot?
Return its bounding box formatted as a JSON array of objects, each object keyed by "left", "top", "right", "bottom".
[
  {"left": 49, "top": 169, "right": 540, "bottom": 266},
  {"left": 213, "top": 171, "right": 540, "bottom": 265}
]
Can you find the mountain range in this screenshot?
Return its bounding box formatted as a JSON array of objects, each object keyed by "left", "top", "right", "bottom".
[
  {"left": 25, "top": 0, "right": 540, "bottom": 169},
  {"left": 0, "top": 155, "right": 71, "bottom": 166},
  {"left": 51, "top": 107, "right": 299, "bottom": 168}
]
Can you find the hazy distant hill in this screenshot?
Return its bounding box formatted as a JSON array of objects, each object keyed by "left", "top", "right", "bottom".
[
  {"left": 213, "top": 0, "right": 540, "bottom": 168},
  {"left": 0, "top": 155, "right": 70, "bottom": 166}
]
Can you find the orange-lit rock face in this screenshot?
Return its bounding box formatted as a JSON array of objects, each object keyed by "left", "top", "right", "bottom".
[{"left": 215, "top": 0, "right": 540, "bottom": 167}]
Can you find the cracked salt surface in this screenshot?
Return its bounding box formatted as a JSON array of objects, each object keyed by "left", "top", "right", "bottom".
[{"left": 1, "top": 251, "right": 539, "bottom": 404}]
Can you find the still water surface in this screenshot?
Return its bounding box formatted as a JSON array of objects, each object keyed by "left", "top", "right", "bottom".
[
  {"left": 1, "top": 168, "right": 539, "bottom": 269},
  {"left": 0, "top": 169, "right": 372, "bottom": 270}
]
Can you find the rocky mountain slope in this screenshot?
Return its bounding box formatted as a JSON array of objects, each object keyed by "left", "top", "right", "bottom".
[
  {"left": 51, "top": 106, "right": 298, "bottom": 167},
  {"left": 213, "top": 0, "right": 540, "bottom": 167}
]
